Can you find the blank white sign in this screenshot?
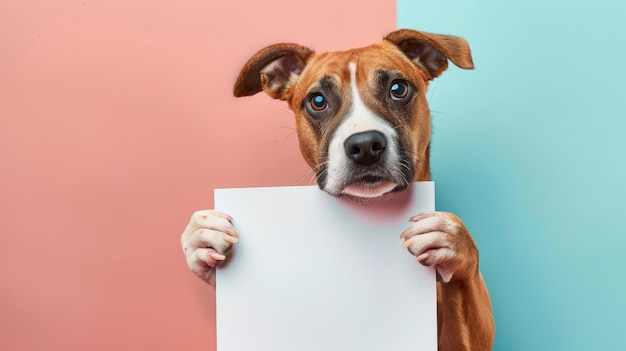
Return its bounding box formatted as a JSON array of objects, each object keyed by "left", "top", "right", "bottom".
[{"left": 215, "top": 182, "right": 436, "bottom": 351}]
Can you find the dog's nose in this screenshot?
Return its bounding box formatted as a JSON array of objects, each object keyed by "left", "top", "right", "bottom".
[{"left": 344, "top": 131, "right": 387, "bottom": 164}]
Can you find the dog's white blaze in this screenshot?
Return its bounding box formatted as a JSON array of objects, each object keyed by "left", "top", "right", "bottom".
[{"left": 324, "top": 62, "right": 400, "bottom": 197}]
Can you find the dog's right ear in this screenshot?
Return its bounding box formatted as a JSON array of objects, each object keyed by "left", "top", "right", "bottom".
[
  {"left": 233, "top": 43, "right": 314, "bottom": 101},
  {"left": 385, "top": 29, "right": 474, "bottom": 80}
]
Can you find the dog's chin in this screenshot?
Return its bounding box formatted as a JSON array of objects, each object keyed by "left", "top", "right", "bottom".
[{"left": 341, "top": 181, "right": 398, "bottom": 199}]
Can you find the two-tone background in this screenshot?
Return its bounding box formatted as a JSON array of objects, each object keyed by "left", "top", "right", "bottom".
[{"left": 2, "top": 1, "right": 625, "bottom": 350}]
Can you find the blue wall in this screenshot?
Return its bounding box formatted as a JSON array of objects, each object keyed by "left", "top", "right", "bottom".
[{"left": 398, "top": 1, "right": 626, "bottom": 349}]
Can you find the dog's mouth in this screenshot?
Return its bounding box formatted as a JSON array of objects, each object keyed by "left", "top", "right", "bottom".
[
  {"left": 317, "top": 159, "right": 415, "bottom": 199},
  {"left": 316, "top": 144, "right": 416, "bottom": 199},
  {"left": 338, "top": 174, "right": 403, "bottom": 199},
  {"left": 342, "top": 180, "right": 398, "bottom": 198}
]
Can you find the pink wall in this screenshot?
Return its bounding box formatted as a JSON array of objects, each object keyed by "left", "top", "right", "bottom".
[{"left": 0, "top": 1, "right": 394, "bottom": 350}]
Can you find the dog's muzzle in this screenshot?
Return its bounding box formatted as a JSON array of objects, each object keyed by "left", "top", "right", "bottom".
[{"left": 317, "top": 130, "right": 414, "bottom": 199}]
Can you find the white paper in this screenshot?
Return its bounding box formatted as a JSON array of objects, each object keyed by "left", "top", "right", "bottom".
[{"left": 215, "top": 182, "right": 436, "bottom": 351}]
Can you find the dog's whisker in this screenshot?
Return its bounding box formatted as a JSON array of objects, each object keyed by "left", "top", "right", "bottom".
[
  {"left": 294, "top": 161, "right": 327, "bottom": 186},
  {"left": 343, "top": 194, "right": 376, "bottom": 205},
  {"left": 382, "top": 191, "right": 393, "bottom": 203},
  {"left": 430, "top": 110, "right": 446, "bottom": 117},
  {"left": 294, "top": 168, "right": 318, "bottom": 186},
  {"left": 277, "top": 125, "right": 297, "bottom": 131},
  {"left": 306, "top": 170, "right": 319, "bottom": 185},
  {"left": 280, "top": 131, "right": 298, "bottom": 147},
  {"left": 274, "top": 108, "right": 296, "bottom": 120},
  {"left": 399, "top": 160, "right": 412, "bottom": 172}
]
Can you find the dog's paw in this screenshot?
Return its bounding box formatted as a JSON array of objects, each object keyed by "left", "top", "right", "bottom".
[
  {"left": 400, "top": 211, "right": 478, "bottom": 283},
  {"left": 180, "top": 210, "right": 239, "bottom": 286}
]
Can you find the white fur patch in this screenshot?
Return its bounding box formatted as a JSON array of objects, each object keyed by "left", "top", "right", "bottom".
[
  {"left": 323, "top": 62, "right": 400, "bottom": 197},
  {"left": 436, "top": 266, "right": 454, "bottom": 283}
]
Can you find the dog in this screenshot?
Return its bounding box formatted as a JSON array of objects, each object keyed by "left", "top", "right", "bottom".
[{"left": 181, "top": 29, "right": 495, "bottom": 350}]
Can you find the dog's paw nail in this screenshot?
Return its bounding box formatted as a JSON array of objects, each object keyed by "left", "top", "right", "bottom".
[
  {"left": 224, "top": 236, "right": 239, "bottom": 244},
  {"left": 409, "top": 214, "right": 423, "bottom": 222},
  {"left": 400, "top": 230, "right": 412, "bottom": 240},
  {"left": 210, "top": 253, "right": 226, "bottom": 260},
  {"left": 215, "top": 212, "right": 233, "bottom": 222}
]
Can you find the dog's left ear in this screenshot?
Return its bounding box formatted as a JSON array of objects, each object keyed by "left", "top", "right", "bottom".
[
  {"left": 233, "top": 43, "right": 314, "bottom": 100},
  {"left": 385, "top": 29, "right": 474, "bottom": 79}
]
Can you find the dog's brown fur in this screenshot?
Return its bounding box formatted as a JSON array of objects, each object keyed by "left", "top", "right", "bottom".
[{"left": 232, "top": 29, "right": 495, "bottom": 350}]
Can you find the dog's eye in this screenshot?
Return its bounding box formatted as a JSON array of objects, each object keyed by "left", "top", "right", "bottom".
[
  {"left": 309, "top": 93, "right": 328, "bottom": 111},
  {"left": 390, "top": 80, "right": 409, "bottom": 100}
]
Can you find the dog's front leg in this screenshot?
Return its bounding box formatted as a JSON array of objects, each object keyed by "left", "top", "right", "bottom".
[{"left": 401, "top": 212, "right": 495, "bottom": 351}]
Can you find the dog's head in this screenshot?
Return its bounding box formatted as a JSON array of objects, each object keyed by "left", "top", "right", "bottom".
[{"left": 234, "top": 29, "right": 473, "bottom": 198}]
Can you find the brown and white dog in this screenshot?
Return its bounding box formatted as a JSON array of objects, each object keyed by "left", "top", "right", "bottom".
[{"left": 181, "top": 29, "right": 495, "bottom": 351}]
